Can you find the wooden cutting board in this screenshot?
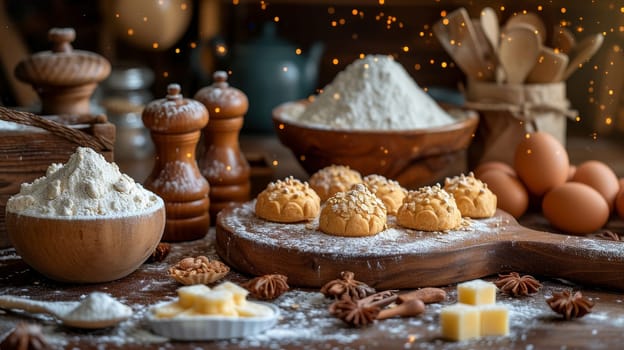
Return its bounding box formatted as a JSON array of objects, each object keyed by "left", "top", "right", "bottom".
[{"left": 215, "top": 202, "right": 624, "bottom": 291}]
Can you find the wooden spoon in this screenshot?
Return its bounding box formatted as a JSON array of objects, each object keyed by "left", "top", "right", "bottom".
[
  {"left": 526, "top": 46, "right": 569, "bottom": 83},
  {"left": 552, "top": 26, "right": 576, "bottom": 54},
  {"left": 562, "top": 33, "right": 604, "bottom": 80},
  {"left": 0, "top": 293, "right": 133, "bottom": 329},
  {"left": 480, "top": 7, "right": 500, "bottom": 51},
  {"left": 433, "top": 8, "right": 494, "bottom": 81},
  {"left": 505, "top": 12, "right": 547, "bottom": 44},
  {"left": 498, "top": 24, "right": 542, "bottom": 84}
]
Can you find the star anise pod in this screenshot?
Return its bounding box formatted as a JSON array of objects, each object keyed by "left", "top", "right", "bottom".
[
  {"left": 242, "top": 274, "right": 290, "bottom": 300},
  {"left": 328, "top": 298, "right": 380, "bottom": 327},
  {"left": 494, "top": 272, "right": 542, "bottom": 297},
  {"left": 0, "top": 323, "right": 53, "bottom": 350},
  {"left": 546, "top": 290, "right": 594, "bottom": 320},
  {"left": 594, "top": 230, "right": 621, "bottom": 241},
  {"left": 320, "top": 271, "right": 375, "bottom": 301},
  {"left": 147, "top": 242, "right": 171, "bottom": 263}
]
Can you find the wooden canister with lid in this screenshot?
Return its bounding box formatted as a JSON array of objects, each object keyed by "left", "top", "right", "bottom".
[
  {"left": 14, "top": 28, "right": 111, "bottom": 116},
  {"left": 142, "top": 84, "right": 210, "bottom": 241},
  {"left": 194, "top": 71, "right": 251, "bottom": 221}
]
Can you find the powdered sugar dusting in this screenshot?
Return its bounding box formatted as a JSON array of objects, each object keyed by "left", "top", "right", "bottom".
[
  {"left": 221, "top": 201, "right": 624, "bottom": 263},
  {"left": 221, "top": 201, "right": 505, "bottom": 257}
]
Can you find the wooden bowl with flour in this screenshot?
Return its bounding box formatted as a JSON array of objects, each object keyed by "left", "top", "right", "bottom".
[
  {"left": 273, "top": 101, "right": 478, "bottom": 189},
  {"left": 6, "top": 200, "right": 165, "bottom": 283},
  {"left": 4, "top": 147, "right": 166, "bottom": 283}
]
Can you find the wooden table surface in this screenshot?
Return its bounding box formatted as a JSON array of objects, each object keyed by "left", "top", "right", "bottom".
[{"left": 1, "top": 134, "right": 623, "bottom": 349}]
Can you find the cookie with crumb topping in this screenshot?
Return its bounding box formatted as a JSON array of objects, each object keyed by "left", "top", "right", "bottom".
[
  {"left": 360, "top": 174, "right": 407, "bottom": 215},
  {"left": 255, "top": 176, "right": 320, "bottom": 223},
  {"left": 444, "top": 173, "right": 497, "bottom": 218},
  {"left": 309, "top": 165, "right": 362, "bottom": 202},
  {"left": 319, "top": 183, "right": 387, "bottom": 237},
  {"left": 396, "top": 184, "right": 462, "bottom": 231}
]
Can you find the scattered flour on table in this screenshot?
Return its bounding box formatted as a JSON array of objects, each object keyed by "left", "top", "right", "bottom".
[
  {"left": 6, "top": 147, "right": 161, "bottom": 217},
  {"left": 281, "top": 55, "right": 456, "bottom": 130}
]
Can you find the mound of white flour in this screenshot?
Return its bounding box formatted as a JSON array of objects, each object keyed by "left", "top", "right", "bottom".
[
  {"left": 7, "top": 147, "right": 161, "bottom": 217},
  {"left": 285, "top": 55, "right": 456, "bottom": 130}
]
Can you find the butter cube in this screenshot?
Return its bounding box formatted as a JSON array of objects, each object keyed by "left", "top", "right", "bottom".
[
  {"left": 457, "top": 279, "right": 496, "bottom": 305},
  {"left": 177, "top": 284, "right": 212, "bottom": 308},
  {"left": 235, "top": 301, "right": 273, "bottom": 318},
  {"left": 192, "top": 290, "right": 237, "bottom": 316},
  {"left": 152, "top": 301, "right": 186, "bottom": 319},
  {"left": 440, "top": 303, "right": 481, "bottom": 341},
  {"left": 213, "top": 281, "right": 249, "bottom": 306},
  {"left": 479, "top": 304, "right": 509, "bottom": 337}
]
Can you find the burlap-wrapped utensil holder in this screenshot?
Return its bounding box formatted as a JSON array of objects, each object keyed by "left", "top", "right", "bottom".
[{"left": 465, "top": 80, "right": 576, "bottom": 167}]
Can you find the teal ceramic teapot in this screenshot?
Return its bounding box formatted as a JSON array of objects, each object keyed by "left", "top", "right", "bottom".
[{"left": 216, "top": 23, "right": 323, "bottom": 133}]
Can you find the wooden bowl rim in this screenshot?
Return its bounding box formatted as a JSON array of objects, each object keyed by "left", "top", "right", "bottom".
[{"left": 272, "top": 100, "right": 479, "bottom": 136}]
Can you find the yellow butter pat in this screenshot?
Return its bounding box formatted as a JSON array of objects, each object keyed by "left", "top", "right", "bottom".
[
  {"left": 457, "top": 279, "right": 496, "bottom": 305},
  {"left": 213, "top": 281, "right": 249, "bottom": 306},
  {"left": 192, "top": 290, "right": 237, "bottom": 316},
  {"left": 479, "top": 304, "right": 509, "bottom": 337},
  {"left": 177, "top": 284, "right": 212, "bottom": 308},
  {"left": 235, "top": 301, "right": 273, "bottom": 318},
  {"left": 440, "top": 303, "right": 481, "bottom": 341},
  {"left": 152, "top": 301, "right": 187, "bottom": 319}
]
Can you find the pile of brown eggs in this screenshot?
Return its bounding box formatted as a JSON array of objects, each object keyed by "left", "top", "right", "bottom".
[{"left": 474, "top": 131, "right": 622, "bottom": 235}]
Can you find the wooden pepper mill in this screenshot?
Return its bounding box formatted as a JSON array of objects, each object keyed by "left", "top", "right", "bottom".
[
  {"left": 14, "top": 27, "right": 111, "bottom": 116},
  {"left": 194, "top": 71, "right": 250, "bottom": 221},
  {"left": 142, "top": 84, "right": 210, "bottom": 241}
]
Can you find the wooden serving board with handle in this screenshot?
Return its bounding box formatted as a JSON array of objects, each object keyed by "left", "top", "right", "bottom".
[{"left": 216, "top": 202, "right": 624, "bottom": 291}]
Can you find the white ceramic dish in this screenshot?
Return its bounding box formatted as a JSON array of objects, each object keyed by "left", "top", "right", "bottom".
[{"left": 146, "top": 302, "right": 280, "bottom": 340}]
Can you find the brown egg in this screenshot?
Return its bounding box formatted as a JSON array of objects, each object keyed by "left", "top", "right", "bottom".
[
  {"left": 542, "top": 182, "right": 609, "bottom": 235},
  {"left": 514, "top": 132, "right": 569, "bottom": 196},
  {"left": 616, "top": 188, "right": 624, "bottom": 220},
  {"left": 567, "top": 164, "right": 577, "bottom": 181},
  {"left": 479, "top": 169, "right": 529, "bottom": 218},
  {"left": 615, "top": 178, "right": 624, "bottom": 220},
  {"left": 473, "top": 161, "right": 516, "bottom": 178},
  {"left": 571, "top": 160, "right": 619, "bottom": 211}
]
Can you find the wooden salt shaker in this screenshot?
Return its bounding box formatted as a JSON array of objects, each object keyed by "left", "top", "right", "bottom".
[
  {"left": 142, "top": 84, "right": 210, "bottom": 241},
  {"left": 194, "top": 71, "right": 250, "bottom": 221},
  {"left": 14, "top": 28, "right": 111, "bottom": 116}
]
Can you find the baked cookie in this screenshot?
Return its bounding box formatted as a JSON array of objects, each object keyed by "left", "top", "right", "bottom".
[
  {"left": 361, "top": 174, "right": 407, "bottom": 215},
  {"left": 309, "top": 165, "right": 362, "bottom": 201},
  {"left": 255, "top": 176, "right": 321, "bottom": 223},
  {"left": 444, "top": 173, "right": 497, "bottom": 218},
  {"left": 396, "top": 184, "right": 462, "bottom": 231},
  {"left": 319, "top": 183, "right": 387, "bottom": 237}
]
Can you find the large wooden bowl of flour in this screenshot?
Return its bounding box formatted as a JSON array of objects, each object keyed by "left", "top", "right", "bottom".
[
  {"left": 273, "top": 101, "right": 478, "bottom": 189},
  {"left": 6, "top": 201, "right": 165, "bottom": 283},
  {"left": 5, "top": 147, "right": 166, "bottom": 283}
]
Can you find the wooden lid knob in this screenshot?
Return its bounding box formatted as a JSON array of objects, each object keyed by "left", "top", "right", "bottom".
[
  {"left": 14, "top": 27, "right": 111, "bottom": 87},
  {"left": 194, "top": 71, "right": 249, "bottom": 119},
  {"left": 48, "top": 27, "right": 76, "bottom": 53},
  {"left": 143, "top": 83, "right": 209, "bottom": 133}
]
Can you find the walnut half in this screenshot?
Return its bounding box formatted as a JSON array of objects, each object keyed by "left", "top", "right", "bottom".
[{"left": 168, "top": 256, "right": 230, "bottom": 285}]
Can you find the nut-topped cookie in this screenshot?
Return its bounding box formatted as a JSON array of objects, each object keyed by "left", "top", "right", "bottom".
[
  {"left": 309, "top": 165, "right": 363, "bottom": 202},
  {"left": 319, "top": 183, "right": 387, "bottom": 237},
  {"left": 360, "top": 174, "right": 407, "bottom": 215},
  {"left": 255, "top": 176, "right": 321, "bottom": 223},
  {"left": 397, "top": 184, "right": 462, "bottom": 231},
  {"left": 444, "top": 173, "right": 497, "bottom": 218}
]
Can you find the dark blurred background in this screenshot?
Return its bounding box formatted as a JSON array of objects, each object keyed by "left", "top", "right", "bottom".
[{"left": 0, "top": 0, "right": 622, "bottom": 136}]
